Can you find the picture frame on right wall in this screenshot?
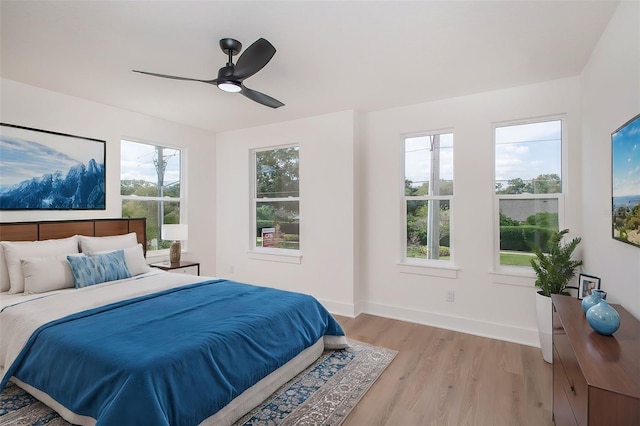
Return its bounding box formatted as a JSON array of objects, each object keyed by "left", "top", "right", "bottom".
[{"left": 612, "top": 113, "right": 640, "bottom": 248}]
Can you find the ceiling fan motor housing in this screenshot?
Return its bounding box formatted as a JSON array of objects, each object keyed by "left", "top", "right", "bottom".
[
  {"left": 218, "top": 65, "right": 236, "bottom": 79},
  {"left": 219, "top": 38, "right": 242, "bottom": 56}
]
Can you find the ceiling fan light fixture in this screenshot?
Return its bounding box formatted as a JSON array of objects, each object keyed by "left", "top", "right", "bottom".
[
  {"left": 218, "top": 81, "right": 242, "bottom": 93},
  {"left": 134, "top": 37, "right": 283, "bottom": 107}
]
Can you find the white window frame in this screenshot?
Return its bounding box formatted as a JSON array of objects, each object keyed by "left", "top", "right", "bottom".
[
  {"left": 120, "top": 139, "right": 186, "bottom": 255},
  {"left": 400, "top": 129, "right": 456, "bottom": 277},
  {"left": 250, "top": 144, "right": 301, "bottom": 260},
  {"left": 492, "top": 115, "right": 566, "bottom": 276}
]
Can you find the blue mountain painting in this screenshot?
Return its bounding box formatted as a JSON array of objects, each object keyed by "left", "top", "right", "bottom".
[{"left": 0, "top": 159, "right": 105, "bottom": 209}]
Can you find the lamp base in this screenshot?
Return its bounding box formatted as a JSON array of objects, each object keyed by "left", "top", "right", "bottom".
[{"left": 169, "top": 241, "right": 182, "bottom": 263}]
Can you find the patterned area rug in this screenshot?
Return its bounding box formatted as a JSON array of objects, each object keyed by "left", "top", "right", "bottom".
[{"left": 0, "top": 340, "right": 396, "bottom": 426}]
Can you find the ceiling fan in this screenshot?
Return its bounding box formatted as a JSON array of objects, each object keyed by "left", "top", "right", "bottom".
[{"left": 133, "top": 38, "right": 284, "bottom": 108}]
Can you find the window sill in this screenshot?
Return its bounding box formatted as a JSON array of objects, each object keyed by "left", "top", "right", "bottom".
[
  {"left": 490, "top": 268, "right": 536, "bottom": 287},
  {"left": 397, "top": 261, "right": 459, "bottom": 279},
  {"left": 248, "top": 249, "right": 302, "bottom": 264}
]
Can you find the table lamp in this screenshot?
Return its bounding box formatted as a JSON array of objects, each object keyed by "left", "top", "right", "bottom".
[{"left": 161, "top": 224, "right": 188, "bottom": 263}]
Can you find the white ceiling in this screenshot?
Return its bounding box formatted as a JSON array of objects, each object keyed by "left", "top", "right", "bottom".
[{"left": 0, "top": 1, "right": 619, "bottom": 133}]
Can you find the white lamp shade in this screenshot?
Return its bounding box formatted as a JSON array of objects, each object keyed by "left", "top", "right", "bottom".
[{"left": 162, "top": 224, "right": 188, "bottom": 241}]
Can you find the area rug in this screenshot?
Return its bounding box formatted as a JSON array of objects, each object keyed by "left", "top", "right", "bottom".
[{"left": 0, "top": 340, "right": 396, "bottom": 426}]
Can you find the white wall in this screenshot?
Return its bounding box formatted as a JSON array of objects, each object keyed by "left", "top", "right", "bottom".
[
  {"left": 580, "top": 1, "right": 640, "bottom": 318},
  {"left": 211, "top": 1, "right": 640, "bottom": 344},
  {"left": 0, "top": 78, "right": 217, "bottom": 275},
  {"left": 361, "top": 77, "right": 583, "bottom": 347},
  {"left": 215, "top": 111, "right": 356, "bottom": 315},
  {"left": 2, "top": 1, "right": 637, "bottom": 347},
  {"left": 215, "top": 78, "right": 584, "bottom": 346}
]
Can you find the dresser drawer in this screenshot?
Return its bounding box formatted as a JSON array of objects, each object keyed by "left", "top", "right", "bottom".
[
  {"left": 553, "top": 347, "right": 579, "bottom": 426},
  {"left": 554, "top": 333, "right": 588, "bottom": 425}
]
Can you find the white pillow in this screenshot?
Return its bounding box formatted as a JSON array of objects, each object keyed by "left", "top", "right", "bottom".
[
  {"left": 93, "top": 244, "right": 150, "bottom": 276},
  {"left": 0, "top": 245, "right": 10, "bottom": 292},
  {"left": 79, "top": 232, "right": 138, "bottom": 254},
  {"left": 1, "top": 235, "right": 80, "bottom": 294},
  {"left": 21, "top": 255, "right": 81, "bottom": 294}
]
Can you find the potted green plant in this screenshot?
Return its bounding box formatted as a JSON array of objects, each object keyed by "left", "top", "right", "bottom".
[{"left": 530, "top": 229, "right": 582, "bottom": 363}]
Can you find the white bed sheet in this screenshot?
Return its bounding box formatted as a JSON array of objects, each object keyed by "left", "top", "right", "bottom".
[
  {"left": 1, "top": 289, "right": 75, "bottom": 311},
  {"left": 0, "top": 269, "right": 173, "bottom": 311}
]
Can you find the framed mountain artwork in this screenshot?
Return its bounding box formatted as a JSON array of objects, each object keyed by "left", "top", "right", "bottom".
[{"left": 0, "top": 123, "right": 106, "bottom": 210}]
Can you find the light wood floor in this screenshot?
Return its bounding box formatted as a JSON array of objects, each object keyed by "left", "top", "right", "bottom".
[{"left": 334, "top": 314, "right": 552, "bottom": 426}]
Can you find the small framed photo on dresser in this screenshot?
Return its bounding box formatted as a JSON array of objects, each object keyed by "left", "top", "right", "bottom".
[{"left": 578, "top": 273, "right": 601, "bottom": 300}]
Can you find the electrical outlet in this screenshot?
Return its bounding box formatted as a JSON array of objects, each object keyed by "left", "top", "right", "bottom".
[
  {"left": 446, "top": 290, "right": 455, "bottom": 302},
  {"left": 229, "top": 265, "right": 234, "bottom": 274}
]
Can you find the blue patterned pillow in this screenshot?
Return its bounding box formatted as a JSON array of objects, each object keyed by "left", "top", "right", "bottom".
[{"left": 67, "top": 250, "right": 131, "bottom": 288}]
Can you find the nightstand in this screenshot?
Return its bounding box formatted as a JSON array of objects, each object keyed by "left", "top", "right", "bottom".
[{"left": 150, "top": 260, "right": 200, "bottom": 276}]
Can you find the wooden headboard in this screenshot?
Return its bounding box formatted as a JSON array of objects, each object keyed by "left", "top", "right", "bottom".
[{"left": 0, "top": 218, "right": 147, "bottom": 255}]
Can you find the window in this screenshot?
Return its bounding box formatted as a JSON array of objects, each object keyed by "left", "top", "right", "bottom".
[
  {"left": 404, "top": 132, "right": 454, "bottom": 262},
  {"left": 121, "top": 140, "right": 182, "bottom": 253},
  {"left": 494, "top": 118, "right": 563, "bottom": 267},
  {"left": 253, "top": 145, "right": 299, "bottom": 251}
]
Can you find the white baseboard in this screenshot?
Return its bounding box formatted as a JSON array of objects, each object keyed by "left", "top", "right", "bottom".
[
  {"left": 320, "top": 299, "right": 541, "bottom": 349},
  {"left": 319, "top": 298, "right": 356, "bottom": 318},
  {"left": 358, "top": 301, "right": 541, "bottom": 348}
]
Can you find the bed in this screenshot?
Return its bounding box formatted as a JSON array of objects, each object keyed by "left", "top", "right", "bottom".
[{"left": 0, "top": 218, "right": 347, "bottom": 425}]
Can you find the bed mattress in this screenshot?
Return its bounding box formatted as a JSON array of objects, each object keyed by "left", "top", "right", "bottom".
[{"left": 0, "top": 270, "right": 346, "bottom": 425}]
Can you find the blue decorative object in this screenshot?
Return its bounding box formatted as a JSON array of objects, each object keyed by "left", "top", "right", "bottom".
[
  {"left": 586, "top": 299, "right": 621, "bottom": 335},
  {"left": 67, "top": 250, "right": 131, "bottom": 288},
  {"left": 582, "top": 289, "right": 607, "bottom": 313}
]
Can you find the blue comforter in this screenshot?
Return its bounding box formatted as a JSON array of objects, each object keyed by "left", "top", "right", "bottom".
[{"left": 4, "top": 279, "right": 345, "bottom": 425}]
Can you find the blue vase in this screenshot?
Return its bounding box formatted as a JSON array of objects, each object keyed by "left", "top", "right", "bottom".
[
  {"left": 582, "top": 289, "right": 606, "bottom": 313},
  {"left": 586, "top": 299, "right": 621, "bottom": 335}
]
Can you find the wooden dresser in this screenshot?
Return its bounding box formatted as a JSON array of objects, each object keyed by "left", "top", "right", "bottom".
[{"left": 551, "top": 295, "right": 640, "bottom": 425}]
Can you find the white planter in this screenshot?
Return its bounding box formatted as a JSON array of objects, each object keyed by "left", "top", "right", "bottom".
[{"left": 535, "top": 291, "right": 553, "bottom": 363}]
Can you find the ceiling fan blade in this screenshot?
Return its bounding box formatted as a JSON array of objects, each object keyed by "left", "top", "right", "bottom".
[
  {"left": 232, "top": 38, "right": 276, "bottom": 80},
  {"left": 133, "top": 70, "right": 217, "bottom": 84},
  {"left": 241, "top": 85, "right": 284, "bottom": 108}
]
